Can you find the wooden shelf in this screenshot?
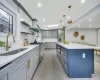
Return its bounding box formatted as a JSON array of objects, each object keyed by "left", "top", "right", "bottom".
[{"left": 21, "top": 21, "right": 31, "bottom": 27}]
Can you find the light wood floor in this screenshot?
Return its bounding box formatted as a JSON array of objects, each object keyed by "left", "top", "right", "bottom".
[{"left": 32, "top": 50, "right": 100, "bottom": 80}]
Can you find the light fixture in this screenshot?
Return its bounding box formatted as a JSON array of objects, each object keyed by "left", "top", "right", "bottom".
[
  {"left": 78, "top": 25, "right": 80, "bottom": 26},
  {"left": 37, "top": 2, "right": 42, "bottom": 8},
  {"left": 89, "top": 25, "right": 92, "bottom": 27},
  {"left": 42, "top": 18, "right": 45, "bottom": 22},
  {"left": 67, "top": 16, "right": 71, "bottom": 19},
  {"left": 68, "top": 20, "right": 72, "bottom": 24},
  {"left": 45, "top": 24, "right": 59, "bottom": 27},
  {"left": 89, "top": 18, "right": 92, "bottom": 22},
  {"left": 68, "top": 5, "right": 72, "bottom": 24},
  {"left": 81, "top": 0, "right": 86, "bottom": 3},
  {"left": 20, "top": 18, "right": 25, "bottom": 21}
]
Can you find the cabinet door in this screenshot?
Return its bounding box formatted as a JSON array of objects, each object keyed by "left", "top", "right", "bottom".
[
  {"left": 68, "top": 49, "right": 94, "bottom": 78},
  {"left": 28, "top": 50, "right": 39, "bottom": 80},
  {"left": 0, "top": 75, "right": 7, "bottom": 80},
  {"left": 11, "top": 62, "right": 27, "bottom": 80},
  {"left": 27, "top": 56, "right": 35, "bottom": 80}
]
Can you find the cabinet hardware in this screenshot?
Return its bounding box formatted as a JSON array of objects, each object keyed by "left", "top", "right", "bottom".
[
  {"left": 82, "top": 53, "right": 85, "bottom": 58},
  {"left": 28, "top": 60, "right": 30, "bottom": 69}
]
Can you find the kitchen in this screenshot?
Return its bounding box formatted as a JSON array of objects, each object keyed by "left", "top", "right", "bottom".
[{"left": 0, "top": 0, "right": 100, "bottom": 80}]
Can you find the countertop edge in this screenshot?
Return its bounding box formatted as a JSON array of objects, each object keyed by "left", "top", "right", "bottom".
[{"left": 0, "top": 45, "right": 39, "bottom": 68}]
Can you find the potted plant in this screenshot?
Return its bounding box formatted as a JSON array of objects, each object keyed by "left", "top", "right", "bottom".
[{"left": 0, "top": 40, "right": 5, "bottom": 53}]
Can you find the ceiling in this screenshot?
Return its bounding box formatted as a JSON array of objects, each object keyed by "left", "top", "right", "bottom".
[
  {"left": 67, "top": 4, "right": 100, "bottom": 30},
  {"left": 18, "top": 0, "right": 100, "bottom": 29}
]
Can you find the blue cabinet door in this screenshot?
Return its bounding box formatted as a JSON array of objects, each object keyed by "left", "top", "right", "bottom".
[{"left": 68, "top": 49, "right": 94, "bottom": 78}]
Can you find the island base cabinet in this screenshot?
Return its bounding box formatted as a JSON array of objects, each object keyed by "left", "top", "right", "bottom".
[{"left": 68, "top": 49, "right": 94, "bottom": 78}]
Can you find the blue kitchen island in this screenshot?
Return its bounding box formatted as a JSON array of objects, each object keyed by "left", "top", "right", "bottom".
[{"left": 56, "top": 42, "right": 94, "bottom": 78}]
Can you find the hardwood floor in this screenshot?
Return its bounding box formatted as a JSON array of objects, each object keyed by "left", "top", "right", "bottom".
[{"left": 32, "top": 50, "right": 100, "bottom": 80}]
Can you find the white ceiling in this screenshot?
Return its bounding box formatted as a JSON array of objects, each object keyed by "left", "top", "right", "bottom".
[
  {"left": 18, "top": 0, "right": 100, "bottom": 29},
  {"left": 67, "top": 4, "right": 100, "bottom": 29}
]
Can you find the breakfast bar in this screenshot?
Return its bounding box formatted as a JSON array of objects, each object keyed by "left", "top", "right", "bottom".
[{"left": 56, "top": 42, "right": 94, "bottom": 78}]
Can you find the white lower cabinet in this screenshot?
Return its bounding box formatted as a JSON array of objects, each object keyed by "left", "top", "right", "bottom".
[
  {"left": 27, "top": 48, "right": 39, "bottom": 80},
  {"left": 27, "top": 56, "right": 35, "bottom": 80},
  {"left": 0, "top": 75, "right": 7, "bottom": 80},
  {"left": 0, "top": 46, "right": 40, "bottom": 80},
  {"left": 11, "top": 62, "right": 27, "bottom": 80}
]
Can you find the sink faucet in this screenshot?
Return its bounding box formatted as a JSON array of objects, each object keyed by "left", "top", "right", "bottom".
[{"left": 6, "top": 34, "right": 15, "bottom": 51}]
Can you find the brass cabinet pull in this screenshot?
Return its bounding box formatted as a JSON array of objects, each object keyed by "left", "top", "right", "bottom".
[{"left": 28, "top": 60, "right": 30, "bottom": 69}]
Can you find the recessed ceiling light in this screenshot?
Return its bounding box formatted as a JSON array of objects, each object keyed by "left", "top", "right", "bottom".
[
  {"left": 37, "top": 2, "right": 42, "bottom": 8},
  {"left": 89, "top": 25, "right": 92, "bottom": 27},
  {"left": 43, "top": 18, "right": 45, "bottom": 22},
  {"left": 78, "top": 25, "right": 80, "bottom": 26},
  {"left": 81, "top": 0, "right": 86, "bottom": 3},
  {"left": 67, "top": 16, "right": 71, "bottom": 19},
  {"left": 89, "top": 18, "right": 92, "bottom": 22}
]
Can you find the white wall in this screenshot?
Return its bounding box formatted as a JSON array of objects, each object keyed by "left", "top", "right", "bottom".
[
  {"left": 0, "top": 0, "right": 36, "bottom": 50},
  {"left": 98, "top": 29, "right": 100, "bottom": 46},
  {"left": 65, "top": 28, "right": 98, "bottom": 45}
]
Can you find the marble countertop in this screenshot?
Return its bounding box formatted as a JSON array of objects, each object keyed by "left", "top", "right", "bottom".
[
  {"left": 0, "top": 45, "right": 39, "bottom": 68},
  {"left": 56, "top": 42, "right": 96, "bottom": 49}
]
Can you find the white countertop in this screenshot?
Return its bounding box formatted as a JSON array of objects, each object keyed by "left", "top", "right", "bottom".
[
  {"left": 56, "top": 42, "right": 96, "bottom": 49},
  {"left": 0, "top": 45, "right": 39, "bottom": 68}
]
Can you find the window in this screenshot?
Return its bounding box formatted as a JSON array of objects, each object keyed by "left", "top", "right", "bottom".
[
  {"left": 0, "top": 2, "right": 17, "bottom": 36},
  {"left": 0, "top": 8, "right": 13, "bottom": 33}
]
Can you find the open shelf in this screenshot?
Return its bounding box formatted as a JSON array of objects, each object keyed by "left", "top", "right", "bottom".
[
  {"left": 21, "top": 32, "right": 31, "bottom": 34},
  {"left": 21, "top": 21, "right": 31, "bottom": 27},
  {"left": 29, "top": 27, "right": 40, "bottom": 33}
]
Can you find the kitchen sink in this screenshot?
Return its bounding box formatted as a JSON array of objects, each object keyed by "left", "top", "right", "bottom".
[{"left": 0, "top": 48, "right": 27, "bottom": 56}]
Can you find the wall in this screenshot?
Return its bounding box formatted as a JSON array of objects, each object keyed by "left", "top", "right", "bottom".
[
  {"left": 98, "top": 29, "right": 100, "bottom": 46},
  {"left": 65, "top": 28, "right": 98, "bottom": 45}
]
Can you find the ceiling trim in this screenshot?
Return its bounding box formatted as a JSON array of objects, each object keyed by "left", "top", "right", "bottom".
[{"left": 13, "top": 0, "right": 33, "bottom": 20}]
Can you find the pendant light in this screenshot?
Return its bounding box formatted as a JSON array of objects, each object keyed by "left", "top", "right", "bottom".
[
  {"left": 59, "top": 15, "right": 66, "bottom": 30},
  {"left": 68, "top": 5, "right": 72, "bottom": 24}
]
